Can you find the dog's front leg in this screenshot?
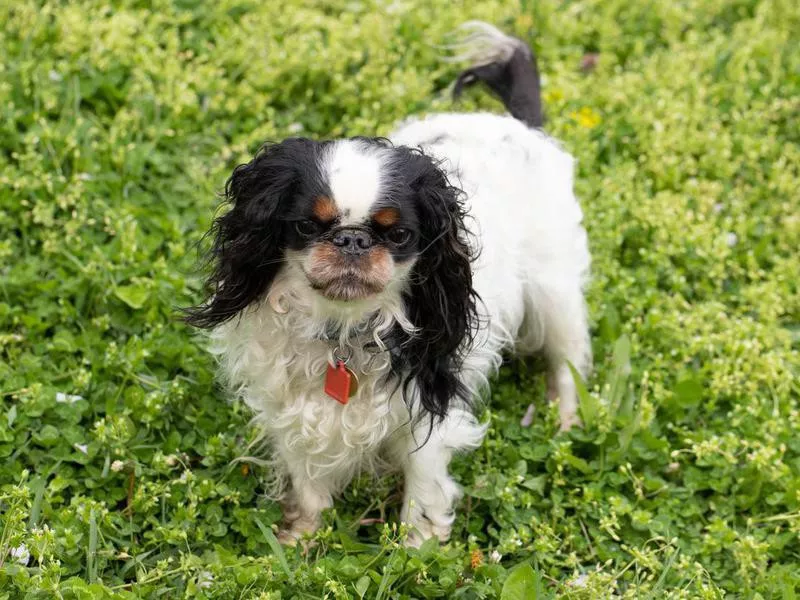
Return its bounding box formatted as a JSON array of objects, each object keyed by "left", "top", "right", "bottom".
[
  {"left": 391, "top": 410, "right": 485, "bottom": 547},
  {"left": 277, "top": 470, "right": 332, "bottom": 545},
  {"left": 401, "top": 448, "right": 461, "bottom": 547}
]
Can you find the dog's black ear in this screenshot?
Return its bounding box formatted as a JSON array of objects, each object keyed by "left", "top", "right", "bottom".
[
  {"left": 184, "top": 138, "right": 319, "bottom": 328},
  {"left": 391, "top": 148, "right": 480, "bottom": 422}
]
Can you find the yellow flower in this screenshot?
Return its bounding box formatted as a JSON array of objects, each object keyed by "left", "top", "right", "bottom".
[
  {"left": 544, "top": 89, "right": 565, "bottom": 104},
  {"left": 516, "top": 14, "right": 533, "bottom": 30},
  {"left": 570, "top": 106, "right": 602, "bottom": 129}
]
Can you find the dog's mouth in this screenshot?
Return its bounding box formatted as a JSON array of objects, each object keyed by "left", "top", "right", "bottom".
[
  {"left": 307, "top": 271, "right": 385, "bottom": 301},
  {"left": 303, "top": 242, "right": 394, "bottom": 302}
]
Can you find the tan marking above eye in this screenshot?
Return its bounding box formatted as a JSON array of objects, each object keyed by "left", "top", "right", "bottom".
[
  {"left": 313, "top": 196, "right": 339, "bottom": 222},
  {"left": 372, "top": 207, "right": 400, "bottom": 227}
]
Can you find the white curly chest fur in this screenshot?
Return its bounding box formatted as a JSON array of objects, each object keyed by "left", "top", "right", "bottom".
[{"left": 209, "top": 272, "right": 418, "bottom": 493}]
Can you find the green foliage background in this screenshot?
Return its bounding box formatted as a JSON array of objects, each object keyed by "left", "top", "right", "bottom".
[{"left": 1, "top": 0, "right": 799, "bottom": 597}]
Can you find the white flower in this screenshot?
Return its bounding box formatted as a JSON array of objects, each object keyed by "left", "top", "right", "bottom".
[
  {"left": 10, "top": 544, "right": 30, "bottom": 565},
  {"left": 56, "top": 392, "right": 83, "bottom": 404},
  {"left": 111, "top": 460, "right": 125, "bottom": 472},
  {"left": 569, "top": 573, "right": 589, "bottom": 588},
  {"left": 287, "top": 122, "right": 304, "bottom": 134},
  {"left": 489, "top": 550, "right": 502, "bottom": 563},
  {"left": 197, "top": 570, "right": 214, "bottom": 589},
  {"left": 726, "top": 232, "right": 738, "bottom": 247},
  {"left": 74, "top": 443, "right": 88, "bottom": 455}
]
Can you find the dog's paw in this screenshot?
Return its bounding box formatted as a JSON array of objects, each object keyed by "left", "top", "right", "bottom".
[
  {"left": 277, "top": 528, "right": 318, "bottom": 555},
  {"left": 277, "top": 527, "right": 300, "bottom": 546},
  {"left": 558, "top": 411, "right": 582, "bottom": 432},
  {"left": 520, "top": 403, "right": 535, "bottom": 427},
  {"left": 277, "top": 514, "right": 320, "bottom": 546},
  {"left": 404, "top": 519, "right": 451, "bottom": 548}
]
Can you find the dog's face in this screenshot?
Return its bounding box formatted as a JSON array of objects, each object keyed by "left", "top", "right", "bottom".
[
  {"left": 186, "top": 136, "right": 478, "bottom": 420},
  {"left": 283, "top": 142, "right": 421, "bottom": 302}
]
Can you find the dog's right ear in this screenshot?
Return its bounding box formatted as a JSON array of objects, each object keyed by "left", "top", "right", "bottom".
[{"left": 184, "top": 138, "right": 319, "bottom": 328}]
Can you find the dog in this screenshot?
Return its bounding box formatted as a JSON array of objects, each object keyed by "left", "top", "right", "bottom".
[{"left": 185, "top": 22, "right": 591, "bottom": 546}]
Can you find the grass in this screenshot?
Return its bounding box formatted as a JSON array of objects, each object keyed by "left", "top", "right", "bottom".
[{"left": 1, "top": 0, "right": 799, "bottom": 597}]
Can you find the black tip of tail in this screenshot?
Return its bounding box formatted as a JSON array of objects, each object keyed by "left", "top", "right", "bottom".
[{"left": 452, "top": 30, "right": 543, "bottom": 129}]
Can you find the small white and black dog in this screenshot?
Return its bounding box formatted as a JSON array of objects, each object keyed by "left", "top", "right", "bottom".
[{"left": 186, "top": 23, "right": 591, "bottom": 546}]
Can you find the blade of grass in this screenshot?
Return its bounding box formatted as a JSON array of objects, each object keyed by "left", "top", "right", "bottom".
[
  {"left": 569, "top": 361, "right": 597, "bottom": 429},
  {"left": 27, "top": 478, "right": 46, "bottom": 529},
  {"left": 608, "top": 334, "right": 632, "bottom": 417},
  {"left": 254, "top": 517, "right": 293, "bottom": 581},
  {"left": 87, "top": 508, "right": 98, "bottom": 584},
  {"left": 375, "top": 550, "right": 400, "bottom": 600}
]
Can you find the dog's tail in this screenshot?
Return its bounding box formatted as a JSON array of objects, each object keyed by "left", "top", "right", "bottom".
[{"left": 449, "top": 21, "right": 543, "bottom": 128}]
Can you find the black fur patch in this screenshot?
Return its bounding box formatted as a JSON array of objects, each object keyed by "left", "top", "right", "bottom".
[
  {"left": 183, "top": 138, "right": 332, "bottom": 328},
  {"left": 378, "top": 144, "right": 481, "bottom": 428}
]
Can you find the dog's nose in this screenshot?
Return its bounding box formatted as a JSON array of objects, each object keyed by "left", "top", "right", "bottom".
[{"left": 332, "top": 228, "right": 373, "bottom": 254}]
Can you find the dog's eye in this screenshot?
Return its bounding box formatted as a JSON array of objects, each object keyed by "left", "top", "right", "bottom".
[
  {"left": 295, "top": 219, "right": 320, "bottom": 237},
  {"left": 386, "top": 227, "right": 412, "bottom": 245}
]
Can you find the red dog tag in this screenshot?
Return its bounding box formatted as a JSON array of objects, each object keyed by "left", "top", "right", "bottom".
[{"left": 324, "top": 361, "right": 358, "bottom": 404}]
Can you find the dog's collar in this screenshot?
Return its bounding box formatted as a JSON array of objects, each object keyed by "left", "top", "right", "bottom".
[
  {"left": 315, "top": 319, "right": 397, "bottom": 404},
  {"left": 314, "top": 319, "right": 401, "bottom": 366}
]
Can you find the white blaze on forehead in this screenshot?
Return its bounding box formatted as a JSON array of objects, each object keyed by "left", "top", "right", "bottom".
[{"left": 325, "top": 140, "right": 383, "bottom": 225}]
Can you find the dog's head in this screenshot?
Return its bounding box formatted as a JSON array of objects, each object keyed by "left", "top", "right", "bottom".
[{"left": 185, "top": 137, "right": 479, "bottom": 418}]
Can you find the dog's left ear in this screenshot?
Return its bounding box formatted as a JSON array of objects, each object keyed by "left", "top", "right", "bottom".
[
  {"left": 184, "top": 138, "right": 321, "bottom": 328},
  {"left": 392, "top": 148, "right": 479, "bottom": 421}
]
